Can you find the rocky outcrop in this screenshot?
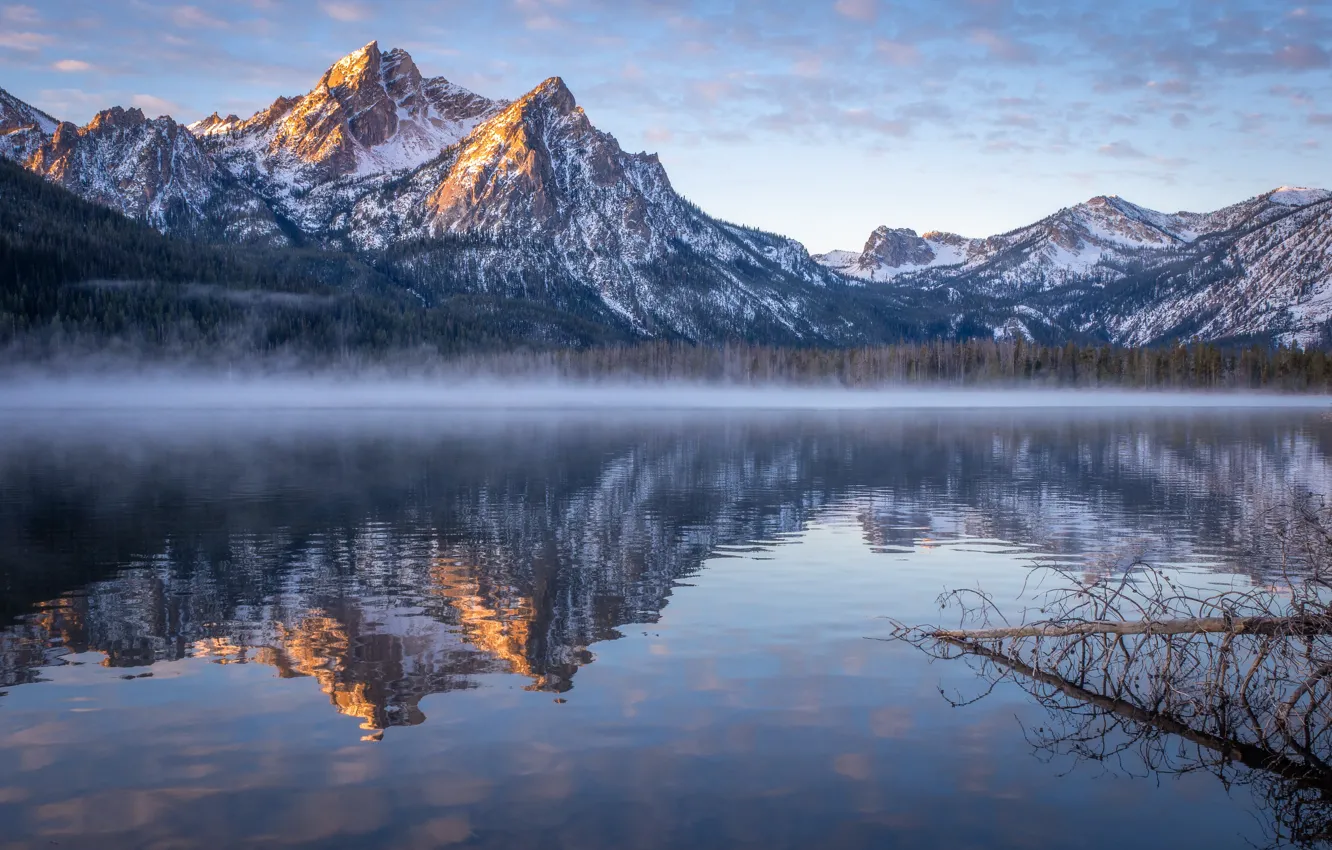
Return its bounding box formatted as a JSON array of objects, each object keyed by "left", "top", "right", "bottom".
[
  {"left": 0, "top": 86, "right": 57, "bottom": 164},
  {"left": 27, "top": 106, "right": 286, "bottom": 244},
  {"left": 861, "top": 227, "right": 937, "bottom": 268}
]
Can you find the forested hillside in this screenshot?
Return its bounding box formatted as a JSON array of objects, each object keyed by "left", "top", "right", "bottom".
[
  {"left": 452, "top": 340, "right": 1332, "bottom": 392},
  {"left": 0, "top": 159, "right": 630, "bottom": 357}
]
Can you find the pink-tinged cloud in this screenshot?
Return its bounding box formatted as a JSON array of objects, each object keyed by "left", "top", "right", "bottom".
[
  {"left": 834, "top": 0, "right": 877, "bottom": 22},
  {"left": 2, "top": 4, "right": 40, "bottom": 23},
  {"left": 1097, "top": 140, "right": 1147, "bottom": 159},
  {"left": 970, "top": 29, "right": 1035, "bottom": 63},
  {"left": 876, "top": 40, "right": 921, "bottom": 67},
  {"left": 1274, "top": 43, "right": 1330, "bottom": 69},
  {"left": 319, "top": 2, "right": 370, "bottom": 22},
  {"left": 131, "top": 93, "right": 181, "bottom": 116},
  {"left": 0, "top": 30, "right": 52, "bottom": 50},
  {"left": 693, "top": 80, "right": 732, "bottom": 104},
  {"left": 524, "top": 14, "right": 561, "bottom": 30},
  {"left": 52, "top": 59, "right": 93, "bottom": 72},
  {"left": 841, "top": 108, "right": 910, "bottom": 137}
]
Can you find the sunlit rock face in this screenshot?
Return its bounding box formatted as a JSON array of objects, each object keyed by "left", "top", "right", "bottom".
[
  {"left": 191, "top": 41, "right": 503, "bottom": 195},
  {"left": 0, "top": 87, "right": 57, "bottom": 163}
]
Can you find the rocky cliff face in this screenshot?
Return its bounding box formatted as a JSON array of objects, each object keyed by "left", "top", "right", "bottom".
[
  {"left": 27, "top": 107, "right": 215, "bottom": 231},
  {"left": 0, "top": 87, "right": 57, "bottom": 164},
  {"left": 21, "top": 105, "right": 287, "bottom": 244}
]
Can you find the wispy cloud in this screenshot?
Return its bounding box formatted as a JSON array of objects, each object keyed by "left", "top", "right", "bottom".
[
  {"left": 36, "top": 87, "right": 109, "bottom": 121},
  {"left": 319, "top": 2, "right": 369, "bottom": 22},
  {"left": 170, "top": 5, "right": 228, "bottom": 29},
  {"left": 969, "top": 29, "right": 1037, "bottom": 63},
  {"left": 1097, "top": 140, "right": 1147, "bottom": 159},
  {"left": 131, "top": 93, "right": 181, "bottom": 115},
  {"left": 0, "top": 30, "right": 52, "bottom": 50},
  {"left": 833, "top": 0, "right": 877, "bottom": 22},
  {"left": 875, "top": 40, "right": 920, "bottom": 67},
  {"left": 1273, "top": 43, "right": 1330, "bottom": 69},
  {"left": 2, "top": 4, "right": 40, "bottom": 23},
  {"left": 51, "top": 58, "right": 93, "bottom": 71}
]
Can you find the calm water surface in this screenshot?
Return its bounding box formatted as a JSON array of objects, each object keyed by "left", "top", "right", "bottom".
[{"left": 1, "top": 408, "right": 1330, "bottom": 849}]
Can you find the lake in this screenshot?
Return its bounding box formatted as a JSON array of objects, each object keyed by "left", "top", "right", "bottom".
[{"left": 1, "top": 403, "right": 1330, "bottom": 849}]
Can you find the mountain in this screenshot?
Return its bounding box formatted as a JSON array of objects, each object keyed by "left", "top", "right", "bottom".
[
  {"left": 819, "top": 188, "right": 1332, "bottom": 345},
  {"left": 0, "top": 43, "right": 908, "bottom": 344},
  {"left": 3, "top": 40, "right": 1331, "bottom": 349}
]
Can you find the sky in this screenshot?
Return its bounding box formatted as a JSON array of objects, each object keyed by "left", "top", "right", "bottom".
[{"left": 1, "top": 0, "right": 1330, "bottom": 253}]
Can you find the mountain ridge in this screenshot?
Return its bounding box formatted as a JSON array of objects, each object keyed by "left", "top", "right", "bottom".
[
  {"left": 2, "top": 41, "right": 1330, "bottom": 348},
  {"left": 818, "top": 187, "right": 1332, "bottom": 345}
]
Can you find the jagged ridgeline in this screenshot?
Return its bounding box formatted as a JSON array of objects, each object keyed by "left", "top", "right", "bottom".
[
  {"left": 1, "top": 40, "right": 1331, "bottom": 352},
  {"left": 0, "top": 42, "right": 940, "bottom": 348},
  {"left": 817, "top": 191, "right": 1332, "bottom": 347}
]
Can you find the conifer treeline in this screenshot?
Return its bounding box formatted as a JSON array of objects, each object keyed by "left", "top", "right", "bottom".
[{"left": 466, "top": 339, "right": 1332, "bottom": 391}]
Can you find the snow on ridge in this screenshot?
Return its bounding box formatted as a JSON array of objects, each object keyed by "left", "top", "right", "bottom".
[{"left": 1269, "top": 186, "right": 1332, "bottom": 207}]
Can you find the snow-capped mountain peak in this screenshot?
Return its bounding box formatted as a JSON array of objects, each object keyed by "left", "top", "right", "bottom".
[{"left": 192, "top": 42, "right": 504, "bottom": 199}]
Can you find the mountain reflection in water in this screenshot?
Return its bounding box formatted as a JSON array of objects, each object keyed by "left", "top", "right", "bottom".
[{"left": 2, "top": 409, "right": 1332, "bottom": 848}]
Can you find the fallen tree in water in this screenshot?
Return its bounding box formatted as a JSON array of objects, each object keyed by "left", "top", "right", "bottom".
[
  {"left": 928, "top": 614, "right": 1332, "bottom": 640},
  {"left": 889, "top": 492, "right": 1332, "bottom": 849}
]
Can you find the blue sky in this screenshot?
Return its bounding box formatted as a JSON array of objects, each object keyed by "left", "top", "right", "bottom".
[{"left": 2, "top": 0, "right": 1330, "bottom": 251}]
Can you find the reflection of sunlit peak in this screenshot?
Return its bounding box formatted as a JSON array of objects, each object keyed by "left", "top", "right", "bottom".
[
  {"left": 432, "top": 557, "right": 539, "bottom": 677},
  {"left": 263, "top": 614, "right": 393, "bottom": 728},
  {"left": 191, "top": 637, "right": 252, "bottom": 664}
]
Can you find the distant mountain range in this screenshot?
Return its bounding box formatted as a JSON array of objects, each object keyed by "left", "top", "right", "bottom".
[
  {"left": 817, "top": 189, "right": 1332, "bottom": 345},
  {"left": 2, "top": 41, "right": 1330, "bottom": 348}
]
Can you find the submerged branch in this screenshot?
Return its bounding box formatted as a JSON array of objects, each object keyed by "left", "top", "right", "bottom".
[
  {"left": 931, "top": 615, "right": 1332, "bottom": 641},
  {"left": 941, "top": 636, "right": 1332, "bottom": 793}
]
